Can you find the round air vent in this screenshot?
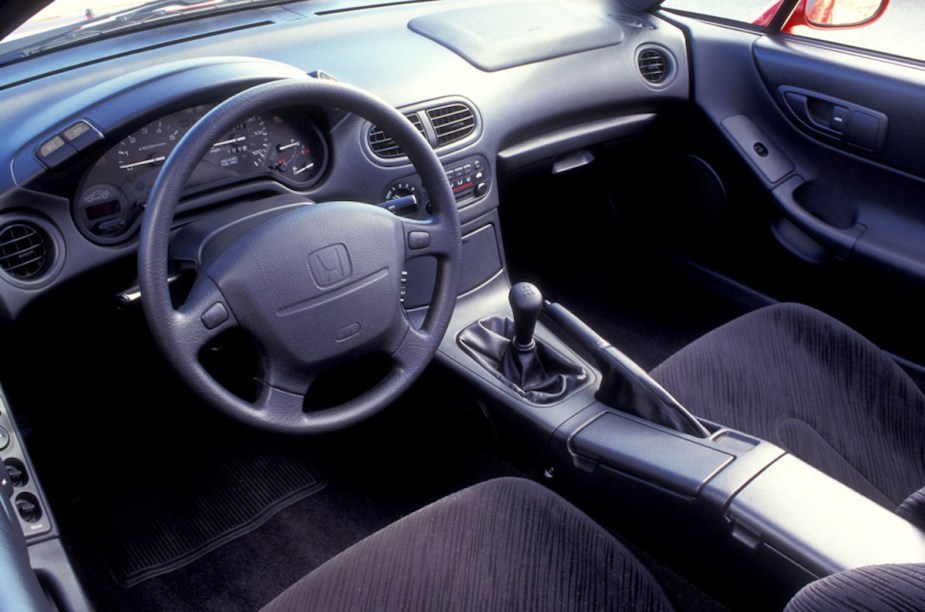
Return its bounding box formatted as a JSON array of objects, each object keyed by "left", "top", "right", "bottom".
[
  {"left": 0, "top": 222, "right": 49, "bottom": 280},
  {"left": 0, "top": 216, "right": 63, "bottom": 287},
  {"left": 637, "top": 46, "right": 675, "bottom": 87}
]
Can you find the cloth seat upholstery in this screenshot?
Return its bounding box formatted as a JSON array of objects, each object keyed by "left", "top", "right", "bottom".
[
  {"left": 262, "top": 477, "right": 924, "bottom": 610},
  {"left": 651, "top": 303, "right": 925, "bottom": 525},
  {"left": 263, "top": 304, "right": 925, "bottom": 610},
  {"left": 261, "top": 477, "right": 673, "bottom": 611}
]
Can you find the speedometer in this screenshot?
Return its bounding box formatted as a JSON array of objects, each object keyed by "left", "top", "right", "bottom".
[{"left": 205, "top": 115, "right": 270, "bottom": 170}]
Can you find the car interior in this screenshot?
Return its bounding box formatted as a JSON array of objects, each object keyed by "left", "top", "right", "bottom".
[{"left": 1, "top": 0, "right": 924, "bottom": 609}]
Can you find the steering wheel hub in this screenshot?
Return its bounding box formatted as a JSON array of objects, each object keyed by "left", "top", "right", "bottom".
[{"left": 207, "top": 202, "right": 406, "bottom": 374}]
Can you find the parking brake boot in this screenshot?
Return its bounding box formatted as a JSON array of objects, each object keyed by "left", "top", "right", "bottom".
[{"left": 543, "top": 300, "right": 710, "bottom": 438}]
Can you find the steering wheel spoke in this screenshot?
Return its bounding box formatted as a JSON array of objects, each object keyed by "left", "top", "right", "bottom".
[
  {"left": 173, "top": 276, "right": 237, "bottom": 359},
  {"left": 388, "top": 316, "right": 433, "bottom": 372},
  {"left": 400, "top": 217, "right": 459, "bottom": 261},
  {"left": 254, "top": 363, "right": 317, "bottom": 421}
]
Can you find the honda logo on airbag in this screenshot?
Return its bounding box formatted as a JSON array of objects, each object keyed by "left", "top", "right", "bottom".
[{"left": 308, "top": 244, "right": 352, "bottom": 288}]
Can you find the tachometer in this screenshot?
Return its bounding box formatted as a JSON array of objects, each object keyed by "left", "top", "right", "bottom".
[{"left": 117, "top": 120, "right": 181, "bottom": 173}]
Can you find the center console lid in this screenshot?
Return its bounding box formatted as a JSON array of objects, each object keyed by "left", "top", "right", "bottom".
[{"left": 727, "top": 453, "right": 925, "bottom": 576}]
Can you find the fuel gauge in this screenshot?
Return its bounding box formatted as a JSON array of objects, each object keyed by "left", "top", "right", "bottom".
[
  {"left": 272, "top": 138, "right": 321, "bottom": 182},
  {"left": 267, "top": 113, "right": 327, "bottom": 186}
]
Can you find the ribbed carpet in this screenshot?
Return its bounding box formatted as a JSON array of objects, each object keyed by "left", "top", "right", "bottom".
[{"left": 76, "top": 429, "right": 326, "bottom": 586}]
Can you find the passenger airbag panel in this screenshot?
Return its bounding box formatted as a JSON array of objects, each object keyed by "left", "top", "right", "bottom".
[{"left": 408, "top": 2, "right": 623, "bottom": 72}]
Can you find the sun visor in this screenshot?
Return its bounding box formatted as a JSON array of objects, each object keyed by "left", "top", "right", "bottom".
[{"left": 408, "top": 3, "right": 624, "bottom": 72}]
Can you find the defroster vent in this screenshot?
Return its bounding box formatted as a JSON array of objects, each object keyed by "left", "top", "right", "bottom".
[{"left": 0, "top": 222, "right": 49, "bottom": 280}]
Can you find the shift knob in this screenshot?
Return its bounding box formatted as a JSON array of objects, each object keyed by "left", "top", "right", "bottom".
[{"left": 509, "top": 282, "right": 543, "bottom": 350}]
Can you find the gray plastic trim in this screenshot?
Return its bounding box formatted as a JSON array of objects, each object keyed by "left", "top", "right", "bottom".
[
  {"left": 720, "top": 114, "right": 794, "bottom": 184},
  {"left": 569, "top": 411, "right": 732, "bottom": 496},
  {"left": 408, "top": 2, "right": 624, "bottom": 72},
  {"left": 498, "top": 113, "right": 657, "bottom": 171},
  {"left": 727, "top": 454, "right": 925, "bottom": 577}
]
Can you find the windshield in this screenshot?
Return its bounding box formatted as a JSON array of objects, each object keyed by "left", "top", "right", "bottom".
[
  {"left": 0, "top": 0, "right": 291, "bottom": 64},
  {"left": 6, "top": 0, "right": 142, "bottom": 42}
]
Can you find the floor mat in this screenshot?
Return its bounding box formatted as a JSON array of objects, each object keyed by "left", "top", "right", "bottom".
[{"left": 76, "top": 428, "right": 326, "bottom": 587}]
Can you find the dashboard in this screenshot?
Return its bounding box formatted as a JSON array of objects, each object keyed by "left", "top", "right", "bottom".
[{"left": 0, "top": 0, "right": 690, "bottom": 319}]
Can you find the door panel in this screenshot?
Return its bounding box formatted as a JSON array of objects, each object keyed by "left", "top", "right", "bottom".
[
  {"left": 655, "top": 12, "right": 925, "bottom": 368},
  {"left": 753, "top": 37, "right": 925, "bottom": 177}
]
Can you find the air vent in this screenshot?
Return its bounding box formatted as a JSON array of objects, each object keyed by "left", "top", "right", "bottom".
[
  {"left": 637, "top": 47, "right": 671, "bottom": 85},
  {"left": 0, "top": 222, "right": 48, "bottom": 280},
  {"left": 367, "top": 99, "right": 480, "bottom": 162},
  {"left": 368, "top": 113, "right": 427, "bottom": 159},
  {"left": 428, "top": 103, "right": 476, "bottom": 147}
]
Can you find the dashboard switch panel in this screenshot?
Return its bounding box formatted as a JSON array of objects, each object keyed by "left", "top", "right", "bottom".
[
  {"left": 445, "top": 155, "right": 489, "bottom": 203},
  {"left": 382, "top": 154, "right": 490, "bottom": 214},
  {"left": 0, "top": 397, "right": 54, "bottom": 540}
]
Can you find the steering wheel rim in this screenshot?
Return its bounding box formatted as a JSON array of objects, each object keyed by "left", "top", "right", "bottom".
[{"left": 139, "top": 78, "right": 461, "bottom": 434}]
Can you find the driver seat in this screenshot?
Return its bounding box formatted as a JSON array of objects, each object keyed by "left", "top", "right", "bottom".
[{"left": 260, "top": 477, "right": 925, "bottom": 611}]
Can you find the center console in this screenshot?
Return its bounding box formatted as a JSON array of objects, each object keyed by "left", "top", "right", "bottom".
[{"left": 426, "top": 264, "right": 925, "bottom": 607}]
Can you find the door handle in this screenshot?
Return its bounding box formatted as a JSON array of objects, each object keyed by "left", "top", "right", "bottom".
[
  {"left": 783, "top": 91, "right": 849, "bottom": 134},
  {"left": 779, "top": 87, "right": 888, "bottom": 151}
]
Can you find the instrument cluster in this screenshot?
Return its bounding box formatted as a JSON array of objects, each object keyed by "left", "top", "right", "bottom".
[{"left": 74, "top": 104, "right": 327, "bottom": 244}]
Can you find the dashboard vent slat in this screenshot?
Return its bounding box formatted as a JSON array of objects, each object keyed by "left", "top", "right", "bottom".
[
  {"left": 0, "top": 222, "right": 48, "bottom": 280},
  {"left": 368, "top": 113, "right": 427, "bottom": 159},
  {"left": 428, "top": 103, "right": 476, "bottom": 147},
  {"left": 638, "top": 48, "right": 670, "bottom": 84},
  {"left": 368, "top": 100, "right": 478, "bottom": 160}
]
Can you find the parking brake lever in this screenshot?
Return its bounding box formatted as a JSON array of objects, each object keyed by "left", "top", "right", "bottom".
[{"left": 544, "top": 300, "right": 710, "bottom": 438}]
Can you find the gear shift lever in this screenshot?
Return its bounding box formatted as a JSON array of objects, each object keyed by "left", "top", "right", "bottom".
[
  {"left": 509, "top": 282, "right": 543, "bottom": 350},
  {"left": 456, "top": 282, "right": 588, "bottom": 404}
]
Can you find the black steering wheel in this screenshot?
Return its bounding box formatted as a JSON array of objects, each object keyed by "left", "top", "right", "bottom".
[{"left": 139, "top": 78, "right": 461, "bottom": 434}]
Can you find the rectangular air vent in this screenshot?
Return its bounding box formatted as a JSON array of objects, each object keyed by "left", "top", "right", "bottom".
[
  {"left": 367, "top": 113, "right": 426, "bottom": 159},
  {"left": 367, "top": 100, "right": 479, "bottom": 161},
  {"left": 428, "top": 103, "right": 476, "bottom": 147}
]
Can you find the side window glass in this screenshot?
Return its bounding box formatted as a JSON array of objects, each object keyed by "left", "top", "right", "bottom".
[
  {"left": 659, "top": 0, "right": 772, "bottom": 24},
  {"left": 661, "top": 0, "right": 925, "bottom": 63}
]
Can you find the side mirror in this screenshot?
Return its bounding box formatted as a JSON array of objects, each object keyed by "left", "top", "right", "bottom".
[
  {"left": 804, "top": 0, "right": 887, "bottom": 27},
  {"left": 753, "top": 0, "right": 890, "bottom": 31}
]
